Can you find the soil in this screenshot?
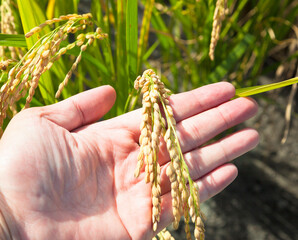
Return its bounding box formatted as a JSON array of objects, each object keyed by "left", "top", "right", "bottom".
[{"left": 170, "top": 77, "right": 298, "bottom": 240}]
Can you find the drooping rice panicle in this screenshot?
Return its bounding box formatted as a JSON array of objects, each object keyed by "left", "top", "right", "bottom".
[
  {"left": 55, "top": 27, "right": 107, "bottom": 98},
  {"left": 134, "top": 69, "right": 205, "bottom": 239},
  {"left": 0, "top": 13, "right": 108, "bottom": 136},
  {"left": 135, "top": 69, "right": 164, "bottom": 232},
  {"left": 209, "top": 0, "right": 228, "bottom": 61}
]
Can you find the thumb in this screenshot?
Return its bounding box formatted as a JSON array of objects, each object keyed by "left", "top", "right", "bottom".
[{"left": 43, "top": 85, "right": 116, "bottom": 131}]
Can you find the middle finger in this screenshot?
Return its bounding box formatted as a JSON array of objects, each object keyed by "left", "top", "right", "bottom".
[{"left": 168, "top": 97, "right": 257, "bottom": 156}]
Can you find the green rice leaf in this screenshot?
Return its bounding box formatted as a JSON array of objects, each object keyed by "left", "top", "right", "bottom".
[
  {"left": 116, "top": 0, "right": 128, "bottom": 115},
  {"left": 207, "top": 34, "right": 255, "bottom": 83},
  {"left": 73, "top": 0, "right": 79, "bottom": 13},
  {"left": 137, "top": 0, "right": 155, "bottom": 73},
  {"left": 126, "top": 0, "right": 138, "bottom": 82},
  {"left": 143, "top": 40, "right": 159, "bottom": 62},
  {"left": 0, "top": 34, "right": 27, "bottom": 48},
  {"left": 17, "top": 0, "right": 55, "bottom": 104},
  {"left": 235, "top": 77, "right": 298, "bottom": 97},
  {"left": 151, "top": 8, "right": 175, "bottom": 51},
  {"left": 54, "top": 0, "right": 78, "bottom": 17},
  {"left": 16, "top": 0, "right": 49, "bottom": 48},
  {"left": 46, "top": 0, "right": 56, "bottom": 19}
]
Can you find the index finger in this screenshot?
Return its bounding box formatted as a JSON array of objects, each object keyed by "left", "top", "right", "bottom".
[
  {"left": 112, "top": 82, "right": 235, "bottom": 138},
  {"left": 169, "top": 81, "right": 235, "bottom": 122}
]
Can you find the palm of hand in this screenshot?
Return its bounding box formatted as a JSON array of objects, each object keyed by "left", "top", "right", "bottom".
[
  {"left": 0, "top": 105, "right": 152, "bottom": 239},
  {"left": 0, "top": 84, "right": 258, "bottom": 240}
]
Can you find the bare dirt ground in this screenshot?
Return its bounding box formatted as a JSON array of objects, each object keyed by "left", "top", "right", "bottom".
[{"left": 170, "top": 82, "right": 298, "bottom": 240}]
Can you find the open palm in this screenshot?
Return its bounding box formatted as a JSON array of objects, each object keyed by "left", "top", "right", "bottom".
[{"left": 0, "top": 83, "right": 258, "bottom": 240}]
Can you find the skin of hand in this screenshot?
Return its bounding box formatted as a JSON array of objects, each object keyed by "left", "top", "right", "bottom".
[{"left": 0, "top": 82, "right": 258, "bottom": 240}]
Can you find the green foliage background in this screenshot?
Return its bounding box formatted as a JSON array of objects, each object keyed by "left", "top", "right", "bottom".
[{"left": 0, "top": 0, "right": 297, "bottom": 121}]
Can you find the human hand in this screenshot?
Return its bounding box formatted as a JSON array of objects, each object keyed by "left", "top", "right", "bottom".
[{"left": 0, "top": 82, "right": 258, "bottom": 240}]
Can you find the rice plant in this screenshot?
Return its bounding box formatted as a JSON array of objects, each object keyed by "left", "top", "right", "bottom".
[{"left": 0, "top": 12, "right": 108, "bottom": 136}]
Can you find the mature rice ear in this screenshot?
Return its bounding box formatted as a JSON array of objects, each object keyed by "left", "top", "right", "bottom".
[
  {"left": 209, "top": 0, "right": 229, "bottom": 61},
  {"left": 134, "top": 70, "right": 205, "bottom": 239},
  {"left": 0, "top": 13, "right": 107, "bottom": 136}
]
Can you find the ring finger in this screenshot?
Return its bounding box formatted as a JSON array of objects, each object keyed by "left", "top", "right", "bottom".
[{"left": 160, "top": 128, "right": 259, "bottom": 195}]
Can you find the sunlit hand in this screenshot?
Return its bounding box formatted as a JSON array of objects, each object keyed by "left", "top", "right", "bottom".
[{"left": 0, "top": 82, "right": 258, "bottom": 240}]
